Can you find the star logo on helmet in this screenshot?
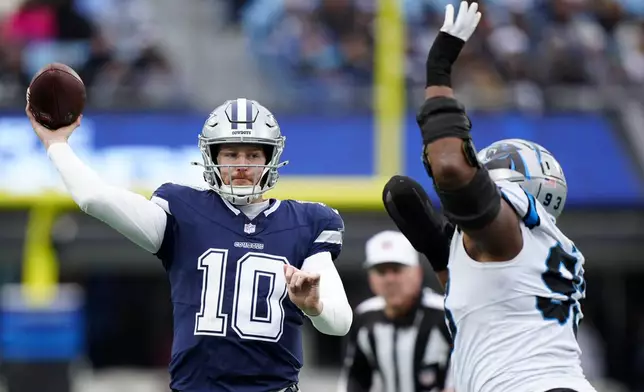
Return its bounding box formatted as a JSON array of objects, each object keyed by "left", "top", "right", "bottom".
[
  {"left": 266, "top": 114, "right": 278, "bottom": 128},
  {"left": 206, "top": 112, "right": 219, "bottom": 127}
]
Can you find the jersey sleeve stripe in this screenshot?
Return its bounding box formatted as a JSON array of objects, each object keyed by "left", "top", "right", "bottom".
[
  {"left": 151, "top": 196, "right": 172, "bottom": 215},
  {"left": 314, "top": 230, "right": 343, "bottom": 245},
  {"left": 522, "top": 191, "right": 540, "bottom": 228},
  {"left": 499, "top": 185, "right": 541, "bottom": 229}
]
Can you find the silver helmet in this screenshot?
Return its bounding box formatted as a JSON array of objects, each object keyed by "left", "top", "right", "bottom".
[
  {"left": 194, "top": 98, "right": 289, "bottom": 205},
  {"left": 477, "top": 139, "right": 567, "bottom": 219}
]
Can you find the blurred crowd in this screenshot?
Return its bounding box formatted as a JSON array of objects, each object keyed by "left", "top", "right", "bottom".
[
  {"left": 3, "top": 0, "right": 644, "bottom": 110},
  {"left": 242, "top": 0, "right": 644, "bottom": 109},
  {"left": 0, "top": 0, "right": 180, "bottom": 108}
]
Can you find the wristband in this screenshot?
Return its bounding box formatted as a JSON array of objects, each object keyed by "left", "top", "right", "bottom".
[{"left": 425, "top": 32, "right": 466, "bottom": 87}]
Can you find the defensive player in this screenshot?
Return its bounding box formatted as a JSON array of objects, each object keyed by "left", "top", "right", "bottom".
[
  {"left": 27, "top": 98, "right": 353, "bottom": 392},
  {"left": 400, "top": 1, "right": 596, "bottom": 391}
]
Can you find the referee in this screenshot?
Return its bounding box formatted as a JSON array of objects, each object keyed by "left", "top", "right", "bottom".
[{"left": 337, "top": 230, "right": 452, "bottom": 392}]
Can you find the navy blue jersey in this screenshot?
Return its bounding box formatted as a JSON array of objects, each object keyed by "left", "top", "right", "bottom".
[{"left": 151, "top": 183, "right": 344, "bottom": 392}]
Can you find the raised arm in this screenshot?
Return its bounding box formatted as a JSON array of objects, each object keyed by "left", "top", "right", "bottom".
[
  {"left": 417, "top": 2, "right": 522, "bottom": 261},
  {"left": 28, "top": 105, "right": 168, "bottom": 254}
]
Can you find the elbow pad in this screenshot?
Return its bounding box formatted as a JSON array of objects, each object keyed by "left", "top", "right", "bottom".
[
  {"left": 416, "top": 96, "right": 478, "bottom": 179},
  {"left": 416, "top": 96, "right": 472, "bottom": 146},
  {"left": 436, "top": 166, "right": 501, "bottom": 231}
]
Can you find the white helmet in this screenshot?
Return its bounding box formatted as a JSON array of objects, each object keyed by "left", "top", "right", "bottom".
[
  {"left": 477, "top": 139, "right": 567, "bottom": 219},
  {"left": 194, "top": 98, "right": 289, "bottom": 205}
]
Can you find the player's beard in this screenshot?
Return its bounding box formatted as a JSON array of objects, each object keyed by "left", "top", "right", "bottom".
[
  {"left": 227, "top": 170, "right": 261, "bottom": 187},
  {"left": 231, "top": 178, "right": 254, "bottom": 186}
]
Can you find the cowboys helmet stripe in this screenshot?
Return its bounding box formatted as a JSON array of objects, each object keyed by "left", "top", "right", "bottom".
[
  {"left": 245, "top": 99, "right": 254, "bottom": 129},
  {"left": 228, "top": 98, "right": 257, "bottom": 130},
  {"left": 230, "top": 98, "right": 239, "bottom": 130}
]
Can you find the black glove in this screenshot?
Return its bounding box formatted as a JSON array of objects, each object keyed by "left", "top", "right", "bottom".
[{"left": 382, "top": 175, "right": 455, "bottom": 272}]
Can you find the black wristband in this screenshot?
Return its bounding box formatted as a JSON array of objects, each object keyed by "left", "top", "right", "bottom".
[{"left": 426, "top": 32, "right": 465, "bottom": 87}]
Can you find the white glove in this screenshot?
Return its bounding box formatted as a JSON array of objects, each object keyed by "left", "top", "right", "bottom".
[{"left": 440, "top": 1, "right": 482, "bottom": 43}]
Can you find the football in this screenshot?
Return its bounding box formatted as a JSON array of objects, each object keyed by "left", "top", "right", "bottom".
[{"left": 27, "top": 63, "right": 86, "bottom": 130}]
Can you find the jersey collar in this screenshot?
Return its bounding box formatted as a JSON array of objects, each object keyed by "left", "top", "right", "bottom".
[{"left": 220, "top": 196, "right": 282, "bottom": 218}]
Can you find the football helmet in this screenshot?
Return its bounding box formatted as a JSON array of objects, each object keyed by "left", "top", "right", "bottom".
[
  {"left": 194, "top": 98, "right": 288, "bottom": 205},
  {"left": 477, "top": 139, "right": 567, "bottom": 219}
]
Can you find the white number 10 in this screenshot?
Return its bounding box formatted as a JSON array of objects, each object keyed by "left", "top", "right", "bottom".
[{"left": 194, "top": 249, "right": 289, "bottom": 342}]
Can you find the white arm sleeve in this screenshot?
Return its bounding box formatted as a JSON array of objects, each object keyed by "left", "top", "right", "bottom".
[
  {"left": 47, "top": 142, "right": 167, "bottom": 254},
  {"left": 300, "top": 251, "right": 353, "bottom": 336}
]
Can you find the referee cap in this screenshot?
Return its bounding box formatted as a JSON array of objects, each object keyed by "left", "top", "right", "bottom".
[{"left": 364, "top": 230, "right": 419, "bottom": 268}]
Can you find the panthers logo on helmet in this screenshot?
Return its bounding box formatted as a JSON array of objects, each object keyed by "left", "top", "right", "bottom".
[
  {"left": 478, "top": 138, "right": 568, "bottom": 219},
  {"left": 480, "top": 146, "right": 528, "bottom": 177}
]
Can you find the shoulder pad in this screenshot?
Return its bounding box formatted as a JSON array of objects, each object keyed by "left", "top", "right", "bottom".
[
  {"left": 151, "top": 183, "right": 208, "bottom": 214},
  {"left": 151, "top": 182, "right": 190, "bottom": 202},
  {"left": 294, "top": 200, "right": 339, "bottom": 216},
  {"left": 298, "top": 200, "right": 345, "bottom": 260}
]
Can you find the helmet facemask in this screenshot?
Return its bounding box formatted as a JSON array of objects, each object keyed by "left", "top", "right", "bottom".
[
  {"left": 197, "top": 136, "right": 288, "bottom": 205},
  {"left": 192, "top": 98, "right": 290, "bottom": 205}
]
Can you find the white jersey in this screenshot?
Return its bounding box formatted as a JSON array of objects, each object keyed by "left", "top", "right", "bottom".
[{"left": 445, "top": 180, "right": 596, "bottom": 392}]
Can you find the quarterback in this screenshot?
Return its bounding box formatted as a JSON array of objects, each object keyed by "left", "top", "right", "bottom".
[
  {"left": 388, "top": 2, "right": 596, "bottom": 392},
  {"left": 26, "top": 98, "right": 353, "bottom": 392}
]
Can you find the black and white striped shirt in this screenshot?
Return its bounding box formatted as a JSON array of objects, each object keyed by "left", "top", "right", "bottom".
[{"left": 338, "top": 288, "right": 452, "bottom": 392}]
